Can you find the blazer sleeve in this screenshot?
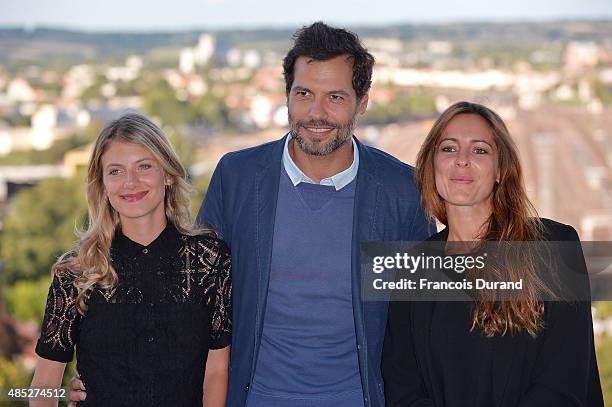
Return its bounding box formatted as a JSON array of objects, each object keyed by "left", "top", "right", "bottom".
[
  {"left": 406, "top": 200, "right": 436, "bottom": 242},
  {"left": 517, "top": 224, "right": 603, "bottom": 406},
  {"left": 402, "top": 170, "right": 436, "bottom": 241},
  {"left": 382, "top": 300, "right": 435, "bottom": 407},
  {"left": 197, "top": 155, "right": 226, "bottom": 239}
]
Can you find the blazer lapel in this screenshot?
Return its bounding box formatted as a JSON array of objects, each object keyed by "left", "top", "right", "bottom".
[{"left": 351, "top": 141, "right": 382, "bottom": 342}]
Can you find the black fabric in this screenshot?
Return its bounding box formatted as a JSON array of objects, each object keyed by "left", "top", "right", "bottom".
[
  {"left": 382, "top": 218, "right": 603, "bottom": 407},
  {"left": 36, "top": 222, "right": 232, "bottom": 407}
]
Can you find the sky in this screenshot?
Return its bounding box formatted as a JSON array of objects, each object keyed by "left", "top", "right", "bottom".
[{"left": 2, "top": 0, "right": 611, "bottom": 31}]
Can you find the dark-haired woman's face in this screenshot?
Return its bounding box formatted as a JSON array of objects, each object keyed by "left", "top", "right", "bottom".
[{"left": 434, "top": 113, "right": 499, "bottom": 211}]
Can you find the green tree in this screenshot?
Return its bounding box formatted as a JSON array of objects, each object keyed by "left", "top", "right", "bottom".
[
  {"left": 1, "top": 176, "right": 88, "bottom": 283},
  {"left": 594, "top": 301, "right": 612, "bottom": 320},
  {"left": 0, "top": 356, "right": 31, "bottom": 407},
  {"left": 4, "top": 277, "right": 51, "bottom": 325},
  {"left": 597, "top": 335, "right": 612, "bottom": 405},
  {"left": 190, "top": 175, "right": 211, "bottom": 219},
  {"left": 141, "top": 79, "right": 194, "bottom": 127}
]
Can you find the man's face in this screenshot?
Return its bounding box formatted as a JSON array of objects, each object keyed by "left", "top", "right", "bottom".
[{"left": 287, "top": 55, "right": 368, "bottom": 156}]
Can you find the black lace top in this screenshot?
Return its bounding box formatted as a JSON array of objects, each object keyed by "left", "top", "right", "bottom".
[{"left": 35, "top": 222, "right": 232, "bottom": 407}]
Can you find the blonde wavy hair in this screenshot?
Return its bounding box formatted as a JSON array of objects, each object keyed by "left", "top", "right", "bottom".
[
  {"left": 415, "top": 101, "right": 553, "bottom": 337},
  {"left": 53, "top": 113, "right": 211, "bottom": 313}
]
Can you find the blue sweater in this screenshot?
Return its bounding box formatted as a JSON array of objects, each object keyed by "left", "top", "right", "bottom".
[
  {"left": 197, "top": 135, "right": 434, "bottom": 407},
  {"left": 249, "top": 168, "right": 363, "bottom": 406}
]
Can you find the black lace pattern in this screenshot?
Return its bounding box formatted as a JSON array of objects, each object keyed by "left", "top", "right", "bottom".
[{"left": 35, "top": 223, "right": 232, "bottom": 406}]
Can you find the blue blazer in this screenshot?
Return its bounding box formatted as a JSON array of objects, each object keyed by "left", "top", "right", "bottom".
[{"left": 197, "top": 135, "right": 434, "bottom": 407}]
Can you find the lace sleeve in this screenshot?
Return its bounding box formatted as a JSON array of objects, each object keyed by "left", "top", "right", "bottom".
[
  {"left": 35, "top": 267, "right": 82, "bottom": 362},
  {"left": 209, "top": 240, "right": 232, "bottom": 349}
]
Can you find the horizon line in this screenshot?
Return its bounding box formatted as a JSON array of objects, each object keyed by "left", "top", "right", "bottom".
[{"left": 1, "top": 16, "right": 611, "bottom": 35}]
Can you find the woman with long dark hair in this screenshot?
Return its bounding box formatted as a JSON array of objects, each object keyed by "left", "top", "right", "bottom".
[{"left": 382, "top": 101, "right": 602, "bottom": 406}]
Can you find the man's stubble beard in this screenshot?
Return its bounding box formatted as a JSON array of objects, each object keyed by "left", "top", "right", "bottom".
[{"left": 289, "top": 114, "right": 357, "bottom": 157}]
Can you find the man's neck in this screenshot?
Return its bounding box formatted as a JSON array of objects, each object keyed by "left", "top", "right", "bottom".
[{"left": 288, "top": 138, "right": 354, "bottom": 183}]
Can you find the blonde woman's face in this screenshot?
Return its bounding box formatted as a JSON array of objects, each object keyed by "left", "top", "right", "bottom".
[
  {"left": 101, "top": 140, "right": 170, "bottom": 228},
  {"left": 434, "top": 114, "right": 499, "bottom": 210}
]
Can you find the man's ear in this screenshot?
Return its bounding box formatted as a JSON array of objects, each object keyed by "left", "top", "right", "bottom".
[{"left": 357, "top": 93, "right": 369, "bottom": 115}]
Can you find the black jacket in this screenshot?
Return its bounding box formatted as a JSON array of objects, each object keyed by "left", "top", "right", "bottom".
[{"left": 382, "top": 218, "right": 603, "bottom": 406}]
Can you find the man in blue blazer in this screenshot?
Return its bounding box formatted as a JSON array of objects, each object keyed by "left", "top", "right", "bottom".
[{"left": 198, "top": 22, "right": 433, "bottom": 407}]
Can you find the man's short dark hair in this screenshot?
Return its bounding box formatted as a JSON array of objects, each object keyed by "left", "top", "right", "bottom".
[{"left": 283, "top": 21, "right": 375, "bottom": 100}]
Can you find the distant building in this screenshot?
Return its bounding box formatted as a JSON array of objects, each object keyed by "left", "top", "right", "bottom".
[
  {"left": 62, "top": 65, "right": 95, "bottom": 100},
  {"left": 564, "top": 42, "right": 600, "bottom": 75},
  {"left": 599, "top": 67, "right": 612, "bottom": 84},
  {"left": 553, "top": 83, "right": 575, "bottom": 101},
  {"left": 180, "top": 48, "right": 196, "bottom": 75},
  {"left": 251, "top": 66, "right": 283, "bottom": 92},
  {"left": 195, "top": 34, "right": 215, "bottom": 66},
  {"left": 249, "top": 94, "right": 285, "bottom": 129},
  {"left": 0, "top": 126, "right": 12, "bottom": 155},
  {"left": 106, "top": 55, "right": 142, "bottom": 82},
  {"left": 0, "top": 165, "right": 69, "bottom": 201},
  {"left": 29, "top": 105, "right": 57, "bottom": 150},
  {"left": 427, "top": 41, "right": 453, "bottom": 55},
  {"left": 226, "top": 48, "right": 242, "bottom": 67},
  {"left": 63, "top": 143, "right": 93, "bottom": 177},
  {"left": 375, "top": 67, "right": 515, "bottom": 91},
  {"left": 180, "top": 33, "right": 216, "bottom": 74},
  {"left": 365, "top": 38, "right": 403, "bottom": 53},
  {"left": 7, "top": 78, "right": 36, "bottom": 103},
  {"left": 243, "top": 50, "right": 262, "bottom": 69}
]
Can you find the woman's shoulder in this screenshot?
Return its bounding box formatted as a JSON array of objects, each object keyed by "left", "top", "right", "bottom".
[
  {"left": 52, "top": 251, "right": 80, "bottom": 283},
  {"left": 538, "top": 218, "right": 580, "bottom": 242},
  {"left": 421, "top": 219, "right": 581, "bottom": 242},
  {"left": 182, "top": 230, "right": 230, "bottom": 257}
]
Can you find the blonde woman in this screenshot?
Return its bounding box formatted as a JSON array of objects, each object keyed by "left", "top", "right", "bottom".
[
  {"left": 382, "top": 102, "right": 602, "bottom": 406},
  {"left": 30, "top": 113, "right": 231, "bottom": 407}
]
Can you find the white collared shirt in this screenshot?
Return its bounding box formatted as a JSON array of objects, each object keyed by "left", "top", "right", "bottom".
[{"left": 282, "top": 133, "right": 359, "bottom": 191}]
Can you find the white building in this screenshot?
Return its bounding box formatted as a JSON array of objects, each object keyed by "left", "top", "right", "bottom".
[
  {"left": 180, "top": 48, "right": 196, "bottom": 74},
  {"left": 375, "top": 67, "right": 515, "bottom": 91},
  {"left": 106, "top": 56, "right": 142, "bottom": 82},
  {"left": 7, "top": 78, "right": 36, "bottom": 103},
  {"left": 195, "top": 34, "right": 215, "bottom": 66},
  {"left": 62, "top": 65, "right": 95, "bottom": 99},
  {"left": 29, "top": 104, "right": 57, "bottom": 150},
  {"left": 243, "top": 50, "right": 262, "bottom": 69},
  {"left": 564, "top": 42, "right": 600, "bottom": 74}
]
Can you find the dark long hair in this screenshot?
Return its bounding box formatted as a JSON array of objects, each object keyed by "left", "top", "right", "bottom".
[{"left": 416, "top": 101, "right": 549, "bottom": 337}]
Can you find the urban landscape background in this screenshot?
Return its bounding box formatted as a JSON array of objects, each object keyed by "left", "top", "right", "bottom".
[{"left": 0, "top": 2, "right": 611, "bottom": 404}]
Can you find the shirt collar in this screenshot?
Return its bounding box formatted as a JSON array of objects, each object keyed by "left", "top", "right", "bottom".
[
  {"left": 111, "top": 220, "right": 181, "bottom": 260},
  {"left": 282, "top": 132, "right": 359, "bottom": 191}
]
